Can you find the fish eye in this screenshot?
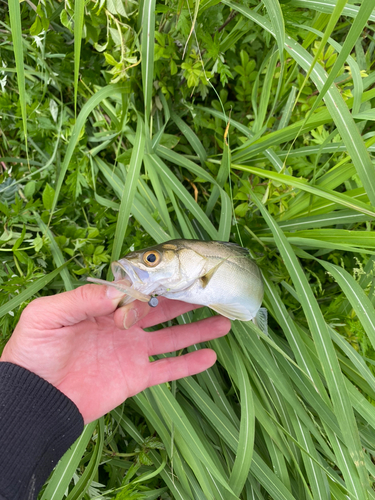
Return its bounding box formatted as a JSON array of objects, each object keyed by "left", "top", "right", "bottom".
[{"left": 143, "top": 250, "right": 160, "bottom": 267}]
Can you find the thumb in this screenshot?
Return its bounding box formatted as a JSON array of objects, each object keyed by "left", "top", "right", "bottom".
[{"left": 20, "top": 284, "right": 125, "bottom": 330}]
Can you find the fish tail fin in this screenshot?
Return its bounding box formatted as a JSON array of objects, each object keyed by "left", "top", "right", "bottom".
[{"left": 253, "top": 307, "right": 268, "bottom": 335}]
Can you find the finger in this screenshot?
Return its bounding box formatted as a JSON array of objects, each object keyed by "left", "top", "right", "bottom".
[
  {"left": 147, "top": 316, "right": 231, "bottom": 355},
  {"left": 113, "top": 300, "right": 151, "bottom": 330},
  {"left": 138, "top": 296, "right": 202, "bottom": 329},
  {"left": 146, "top": 349, "right": 217, "bottom": 389},
  {"left": 20, "top": 284, "right": 126, "bottom": 330}
]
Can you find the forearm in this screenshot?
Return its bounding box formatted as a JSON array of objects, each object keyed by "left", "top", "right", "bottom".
[{"left": 0, "top": 362, "right": 84, "bottom": 500}]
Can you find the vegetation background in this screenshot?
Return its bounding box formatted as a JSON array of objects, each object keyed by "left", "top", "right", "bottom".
[{"left": 2, "top": 0, "right": 375, "bottom": 498}]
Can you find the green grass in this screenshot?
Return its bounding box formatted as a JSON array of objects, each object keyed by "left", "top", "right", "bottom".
[{"left": 2, "top": 1, "right": 375, "bottom": 498}]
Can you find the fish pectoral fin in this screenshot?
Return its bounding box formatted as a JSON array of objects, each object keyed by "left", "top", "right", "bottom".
[
  {"left": 208, "top": 303, "right": 253, "bottom": 321},
  {"left": 200, "top": 258, "right": 229, "bottom": 288},
  {"left": 253, "top": 307, "right": 268, "bottom": 335}
]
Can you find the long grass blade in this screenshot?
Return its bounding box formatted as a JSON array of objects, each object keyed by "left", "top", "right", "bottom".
[
  {"left": 228, "top": 339, "right": 255, "bottom": 496},
  {"left": 50, "top": 83, "right": 127, "bottom": 218},
  {"left": 148, "top": 154, "right": 219, "bottom": 240},
  {"left": 65, "top": 418, "right": 104, "bottom": 500},
  {"left": 218, "top": 189, "right": 231, "bottom": 241},
  {"left": 198, "top": 107, "right": 284, "bottom": 171},
  {"left": 232, "top": 163, "right": 375, "bottom": 218},
  {"left": 316, "top": 259, "right": 375, "bottom": 352},
  {"left": 156, "top": 145, "right": 218, "bottom": 185},
  {"left": 150, "top": 384, "right": 238, "bottom": 497},
  {"left": 262, "top": 0, "right": 285, "bottom": 65},
  {"left": 223, "top": 1, "right": 375, "bottom": 207},
  {"left": 299, "top": 0, "right": 375, "bottom": 117},
  {"left": 294, "top": 0, "right": 347, "bottom": 102},
  {"left": 74, "top": 0, "right": 85, "bottom": 116},
  {"left": 206, "top": 143, "right": 230, "bottom": 216},
  {"left": 34, "top": 214, "right": 74, "bottom": 291},
  {"left": 95, "top": 158, "right": 170, "bottom": 243},
  {"left": 290, "top": 0, "right": 375, "bottom": 22},
  {"left": 265, "top": 210, "right": 370, "bottom": 231},
  {"left": 8, "top": 0, "right": 28, "bottom": 160},
  {"left": 41, "top": 421, "right": 97, "bottom": 500},
  {"left": 170, "top": 112, "right": 207, "bottom": 164},
  {"left": 141, "top": 0, "right": 156, "bottom": 121},
  {"left": 143, "top": 155, "right": 176, "bottom": 236},
  {"left": 110, "top": 117, "right": 145, "bottom": 264},
  {"left": 291, "top": 413, "right": 330, "bottom": 500},
  {"left": 250, "top": 192, "right": 369, "bottom": 498}
]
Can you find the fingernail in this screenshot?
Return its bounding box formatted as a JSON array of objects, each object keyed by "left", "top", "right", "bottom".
[
  {"left": 124, "top": 308, "right": 138, "bottom": 329},
  {"left": 106, "top": 286, "right": 125, "bottom": 301}
]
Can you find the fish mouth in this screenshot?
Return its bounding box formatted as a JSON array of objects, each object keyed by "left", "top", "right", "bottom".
[
  {"left": 111, "top": 261, "right": 130, "bottom": 282},
  {"left": 111, "top": 259, "right": 149, "bottom": 284}
]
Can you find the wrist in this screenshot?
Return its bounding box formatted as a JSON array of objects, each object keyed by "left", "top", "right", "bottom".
[
  {"left": 0, "top": 344, "right": 21, "bottom": 365},
  {"left": 0, "top": 362, "right": 84, "bottom": 499}
]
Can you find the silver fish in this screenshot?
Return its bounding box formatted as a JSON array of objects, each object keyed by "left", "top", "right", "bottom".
[{"left": 88, "top": 239, "right": 265, "bottom": 326}]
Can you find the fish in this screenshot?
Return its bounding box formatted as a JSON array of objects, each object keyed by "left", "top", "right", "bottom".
[{"left": 88, "top": 239, "right": 266, "bottom": 329}]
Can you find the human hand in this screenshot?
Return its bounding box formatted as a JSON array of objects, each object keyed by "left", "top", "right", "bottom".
[{"left": 0, "top": 285, "right": 231, "bottom": 423}]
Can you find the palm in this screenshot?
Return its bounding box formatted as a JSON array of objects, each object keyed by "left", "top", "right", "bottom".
[
  {"left": 36, "top": 316, "right": 156, "bottom": 422},
  {"left": 1, "top": 285, "right": 230, "bottom": 423}
]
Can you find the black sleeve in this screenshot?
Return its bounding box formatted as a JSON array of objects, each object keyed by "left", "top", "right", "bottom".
[{"left": 0, "top": 362, "right": 84, "bottom": 500}]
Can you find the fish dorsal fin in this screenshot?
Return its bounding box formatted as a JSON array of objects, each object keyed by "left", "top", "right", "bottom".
[
  {"left": 208, "top": 303, "right": 253, "bottom": 321},
  {"left": 200, "top": 258, "right": 229, "bottom": 288},
  {"left": 253, "top": 307, "right": 268, "bottom": 334}
]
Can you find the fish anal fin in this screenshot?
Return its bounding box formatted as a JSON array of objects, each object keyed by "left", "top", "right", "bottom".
[{"left": 208, "top": 303, "right": 253, "bottom": 321}]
